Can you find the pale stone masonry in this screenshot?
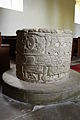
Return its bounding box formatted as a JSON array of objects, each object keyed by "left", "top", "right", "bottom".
[{"left": 16, "top": 29, "right": 72, "bottom": 83}]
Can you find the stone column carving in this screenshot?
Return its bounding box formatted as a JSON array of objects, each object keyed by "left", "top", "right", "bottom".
[{"left": 16, "top": 29, "right": 72, "bottom": 83}]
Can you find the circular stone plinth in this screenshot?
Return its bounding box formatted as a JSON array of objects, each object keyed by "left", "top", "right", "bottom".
[{"left": 2, "top": 65, "right": 80, "bottom": 105}]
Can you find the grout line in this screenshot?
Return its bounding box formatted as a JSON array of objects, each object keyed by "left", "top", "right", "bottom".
[{"left": 8, "top": 112, "right": 31, "bottom": 120}]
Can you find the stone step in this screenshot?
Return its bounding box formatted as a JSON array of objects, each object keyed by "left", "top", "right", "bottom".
[{"left": 2, "top": 65, "right": 80, "bottom": 105}]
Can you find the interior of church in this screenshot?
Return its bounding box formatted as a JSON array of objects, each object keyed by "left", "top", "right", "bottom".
[{"left": 0, "top": 0, "right": 80, "bottom": 120}]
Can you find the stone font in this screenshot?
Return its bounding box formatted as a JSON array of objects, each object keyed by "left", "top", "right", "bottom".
[{"left": 16, "top": 29, "right": 72, "bottom": 83}]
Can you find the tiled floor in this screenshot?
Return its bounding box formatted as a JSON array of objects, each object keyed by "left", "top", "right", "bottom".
[
  {"left": 0, "top": 86, "right": 80, "bottom": 120},
  {"left": 0, "top": 86, "right": 33, "bottom": 120},
  {"left": 0, "top": 58, "right": 80, "bottom": 120}
]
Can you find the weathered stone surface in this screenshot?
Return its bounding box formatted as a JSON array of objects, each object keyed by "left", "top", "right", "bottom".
[
  {"left": 32, "top": 102, "right": 80, "bottom": 120},
  {"left": 2, "top": 64, "right": 80, "bottom": 104},
  {"left": 16, "top": 29, "right": 72, "bottom": 83},
  {"left": 1, "top": 88, "right": 80, "bottom": 120}
]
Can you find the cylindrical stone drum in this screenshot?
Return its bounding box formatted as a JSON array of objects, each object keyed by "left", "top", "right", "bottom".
[{"left": 16, "top": 29, "right": 72, "bottom": 83}]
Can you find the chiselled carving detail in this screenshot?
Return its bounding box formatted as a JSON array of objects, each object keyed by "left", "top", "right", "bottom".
[
  {"left": 27, "top": 72, "right": 36, "bottom": 82},
  {"left": 16, "top": 29, "right": 72, "bottom": 83},
  {"left": 26, "top": 36, "right": 35, "bottom": 50}
]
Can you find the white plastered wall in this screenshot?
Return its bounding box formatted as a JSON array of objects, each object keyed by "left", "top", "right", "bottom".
[{"left": 0, "top": 0, "right": 75, "bottom": 35}]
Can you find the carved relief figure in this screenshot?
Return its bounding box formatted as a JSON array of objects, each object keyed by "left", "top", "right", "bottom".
[{"left": 26, "top": 36, "right": 35, "bottom": 50}]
